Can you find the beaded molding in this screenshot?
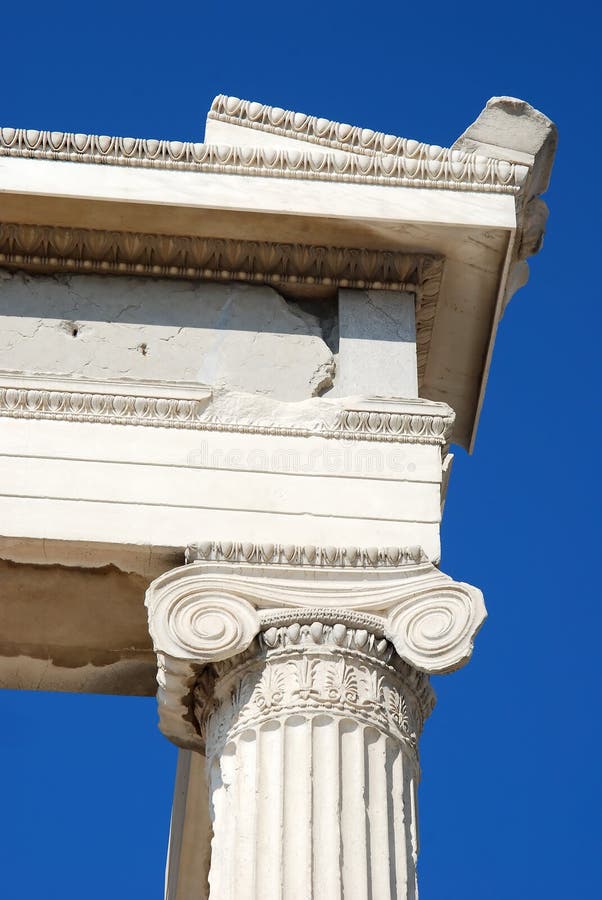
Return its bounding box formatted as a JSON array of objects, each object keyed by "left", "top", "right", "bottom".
[{"left": 0, "top": 125, "right": 527, "bottom": 193}]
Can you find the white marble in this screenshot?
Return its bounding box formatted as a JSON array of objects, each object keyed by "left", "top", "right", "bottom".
[
  {"left": 0, "top": 92, "right": 555, "bottom": 448},
  {"left": 165, "top": 750, "right": 211, "bottom": 900},
  {"left": 336, "top": 290, "right": 417, "bottom": 397},
  {"left": 204, "top": 639, "right": 424, "bottom": 900},
  {"left": 145, "top": 549, "right": 485, "bottom": 744},
  {"left": 0, "top": 382, "right": 452, "bottom": 566},
  {"left": 0, "top": 272, "right": 334, "bottom": 400},
  {"left": 145, "top": 550, "right": 453, "bottom": 898},
  {"left": 0, "top": 91, "right": 556, "bottom": 900}
]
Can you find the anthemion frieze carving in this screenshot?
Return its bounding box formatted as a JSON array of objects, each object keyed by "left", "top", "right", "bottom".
[
  {"left": 195, "top": 619, "right": 436, "bottom": 760},
  {"left": 194, "top": 612, "right": 435, "bottom": 899},
  {"left": 0, "top": 125, "right": 527, "bottom": 192}
]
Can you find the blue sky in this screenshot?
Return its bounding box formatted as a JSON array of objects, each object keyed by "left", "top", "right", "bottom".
[{"left": 1, "top": 1, "right": 600, "bottom": 897}]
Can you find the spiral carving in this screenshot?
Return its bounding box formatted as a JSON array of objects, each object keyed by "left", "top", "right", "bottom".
[
  {"left": 385, "top": 585, "right": 486, "bottom": 674},
  {"left": 151, "top": 582, "right": 260, "bottom": 662}
]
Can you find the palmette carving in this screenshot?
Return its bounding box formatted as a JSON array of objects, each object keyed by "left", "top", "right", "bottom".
[
  {"left": 146, "top": 547, "right": 484, "bottom": 749},
  {"left": 196, "top": 620, "right": 434, "bottom": 761}
]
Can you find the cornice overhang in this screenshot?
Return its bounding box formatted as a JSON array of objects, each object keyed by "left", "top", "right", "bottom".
[{"left": 0, "top": 94, "right": 556, "bottom": 449}]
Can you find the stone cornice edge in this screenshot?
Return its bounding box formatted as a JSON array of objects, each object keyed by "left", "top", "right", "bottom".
[{"left": 0, "top": 126, "right": 527, "bottom": 193}]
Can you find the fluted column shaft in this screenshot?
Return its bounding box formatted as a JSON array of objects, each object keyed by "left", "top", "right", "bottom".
[{"left": 194, "top": 614, "right": 434, "bottom": 900}]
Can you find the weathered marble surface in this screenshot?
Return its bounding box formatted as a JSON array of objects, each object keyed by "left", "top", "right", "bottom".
[
  {"left": 335, "top": 290, "right": 417, "bottom": 397},
  {"left": 0, "top": 272, "right": 334, "bottom": 400}
]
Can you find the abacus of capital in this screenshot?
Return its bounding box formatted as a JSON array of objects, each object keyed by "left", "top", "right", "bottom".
[{"left": 0, "top": 93, "right": 556, "bottom": 898}]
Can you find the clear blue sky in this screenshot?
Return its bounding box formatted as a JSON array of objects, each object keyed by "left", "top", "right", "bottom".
[{"left": 1, "top": 2, "right": 599, "bottom": 898}]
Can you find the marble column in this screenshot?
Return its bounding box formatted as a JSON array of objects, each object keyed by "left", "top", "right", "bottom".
[
  {"left": 146, "top": 542, "right": 485, "bottom": 900},
  {"left": 196, "top": 614, "right": 433, "bottom": 900}
]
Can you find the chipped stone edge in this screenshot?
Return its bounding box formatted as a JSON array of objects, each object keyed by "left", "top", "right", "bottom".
[{"left": 0, "top": 375, "right": 455, "bottom": 444}]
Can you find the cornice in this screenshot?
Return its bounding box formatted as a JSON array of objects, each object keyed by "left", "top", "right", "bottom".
[
  {"left": 0, "top": 125, "right": 527, "bottom": 193},
  {"left": 207, "top": 95, "right": 529, "bottom": 191},
  {"left": 208, "top": 94, "right": 448, "bottom": 159},
  {"left": 0, "top": 376, "right": 454, "bottom": 444}
]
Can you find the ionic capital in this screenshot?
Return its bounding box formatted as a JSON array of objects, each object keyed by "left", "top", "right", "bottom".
[{"left": 145, "top": 540, "right": 486, "bottom": 749}]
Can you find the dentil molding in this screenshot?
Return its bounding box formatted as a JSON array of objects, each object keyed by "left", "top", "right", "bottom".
[{"left": 145, "top": 544, "right": 485, "bottom": 749}]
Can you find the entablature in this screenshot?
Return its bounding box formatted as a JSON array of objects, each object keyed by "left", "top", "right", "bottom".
[{"left": 0, "top": 94, "right": 556, "bottom": 448}]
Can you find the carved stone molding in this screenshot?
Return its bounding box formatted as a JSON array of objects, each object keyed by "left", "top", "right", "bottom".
[
  {"left": 0, "top": 224, "right": 443, "bottom": 384},
  {"left": 210, "top": 94, "right": 426, "bottom": 158},
  {"left": 0, "top": 126, "right": 527, "bottom": 193},
  {"left": 186, "top": 541, "right": 427, "bottom": 568},
  {"left": 0, "top": 221, "right": 441, "bottom": 294},
  {"left": 0, "top": 376, "right": 213, "bottom": 430},
  {"left": 196, "top": 618, "right": 435, "bottom": 761},
  {"left": 145, "top": 547, "right": 485, "bottom": 749},
  {"left": 196, "top": 612, "right": 434, "bottom": 899},
  {"left": 335, "top": 398, "right": 453, "bottom": 443},
  {"left": 0, "top": 374, "right": 454, "bottom": 444}
]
